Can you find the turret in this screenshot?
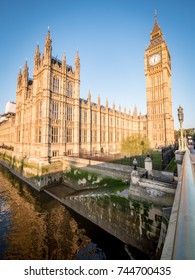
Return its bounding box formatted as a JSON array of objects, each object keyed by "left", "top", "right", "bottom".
[
  {"left": 23, "top": 60, "right": 29, "bottom": 86},
  {"left": 106, "top": 98, "right": 108, "bottom": 110},
  {"left": 73, "top": 50, "right": 80, "bottom": 99},
  {"left": 98, "top": 95, "right": 101, "bottom": 107},
  {"left": 34, "top": 43, "right": 41, "bottom": 70},
  {"left": 44, "top": 28, "right": 52, "bottom": 59},
  {"left": 17, "top": 68, "right": 22, "bottom": 89},
  {"left": 62, "top": 52, "right": 66, "bottom": 73},
  {"left": 87, "top": 90, "right": 91, "bottom": 104},
  {"left": 74, "top": 50, "right": 80, "bottom": 80},
  {"left": 133, "top": 105, "right": 137, "bottom": 118}
]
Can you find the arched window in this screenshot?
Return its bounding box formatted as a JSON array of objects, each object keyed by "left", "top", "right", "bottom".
[
  {"left": 52, "top": 127, "right": 58, "bottom": 143},
  {"left": 67, "top": 83, "right": 72, "bottom": 97},
  {"left": 53, "top": 76, "right": 59, "bottom": 93},
  {"left": 52, "top": 101, "right": 59, "bottom": 119},
  {"left": 66, "top": 105, "right": 73, "bottom": 121},
  {"left": 37, "top": 101, "right": 42, "bottom": 119}
]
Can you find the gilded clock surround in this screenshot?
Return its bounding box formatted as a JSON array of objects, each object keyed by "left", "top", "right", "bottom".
[{"left": 148, "top": 53, "right": 161, "bottom": 66}]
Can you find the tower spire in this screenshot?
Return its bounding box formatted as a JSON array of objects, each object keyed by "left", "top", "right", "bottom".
[
  {"left": 148, "top": 10, "right": 163, "bottom": 46},
  {"left": 151, "top": 10, "right": 161, "bottom": 34}
]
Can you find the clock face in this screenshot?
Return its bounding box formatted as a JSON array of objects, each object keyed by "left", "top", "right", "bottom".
[{"left": 148, "top": 53, "right": 161, "bottom": 66}]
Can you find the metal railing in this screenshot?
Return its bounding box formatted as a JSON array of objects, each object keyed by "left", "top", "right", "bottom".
[
  {"left": 161, "top": 150, "right": 195, "bottom": 259},
  {"left": 172, "top": 150, "right": 195, "bottom": 259}
]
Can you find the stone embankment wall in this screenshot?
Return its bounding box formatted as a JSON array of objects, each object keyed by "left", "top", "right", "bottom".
[
  {"left": 0, "top": 149, "right": 175, "bottom": 191},
  {"left": 0, "top": 148, "right": 137, "bottom": 191},
  {"left": 60, "top": 164, "right": 175, "bottom": 258},
  {"left": 46, "top": 186, "right": 164, "bottom": 258},
  {"left": 62, "top": 156, "right": 137, "bottom": 180},
  {"left": 0, "top": 148, "right": 63, "bottom": 191}
]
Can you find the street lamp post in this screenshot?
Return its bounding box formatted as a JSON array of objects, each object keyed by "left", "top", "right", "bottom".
[{"left": 177, "top": 105, "right": 184, "bottom": 151}]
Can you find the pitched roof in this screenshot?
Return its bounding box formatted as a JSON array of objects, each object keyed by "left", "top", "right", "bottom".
[{"left": 147, "top": 11, "right": 164, "bottom": 49}]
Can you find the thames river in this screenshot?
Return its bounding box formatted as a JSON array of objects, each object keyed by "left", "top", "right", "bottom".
[{"left": 0, "top": 165, "right": 129, "bottom": 260}]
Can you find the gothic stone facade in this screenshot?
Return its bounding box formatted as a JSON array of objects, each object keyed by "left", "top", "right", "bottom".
[{"left": 0, "top": 15, "right": 174, "bottom": 163}]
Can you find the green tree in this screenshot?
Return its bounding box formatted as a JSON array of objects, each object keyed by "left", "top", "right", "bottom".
[
  {"left": 174, "top": 130, "right": 180, "bottom": 141},
  {"left": 120, "top": 134, "right": 150, "bottom": 156}
]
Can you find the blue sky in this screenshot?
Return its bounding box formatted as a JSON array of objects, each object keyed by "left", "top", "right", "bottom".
[{"left": 0, "top": 0, "right": 194, "bottom": 130}]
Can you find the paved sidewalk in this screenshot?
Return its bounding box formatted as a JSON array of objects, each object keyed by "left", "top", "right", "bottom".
[{"left": 189, "top": 146, "right": 195, "bottom": 164}]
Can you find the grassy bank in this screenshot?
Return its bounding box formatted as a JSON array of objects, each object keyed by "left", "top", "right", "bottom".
[{"left": 110, "top": 150, "right": 163, "bottom": 170}]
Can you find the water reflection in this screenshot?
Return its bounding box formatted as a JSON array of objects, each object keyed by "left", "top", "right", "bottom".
[{"left": 0, "top": 166, "right": 128, "bottom": 260}]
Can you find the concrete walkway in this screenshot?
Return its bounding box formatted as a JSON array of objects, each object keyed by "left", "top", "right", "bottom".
[{"left": 189, "top": 146, "right": 195, "bottom": 169}]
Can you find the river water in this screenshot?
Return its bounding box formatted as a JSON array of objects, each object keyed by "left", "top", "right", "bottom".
[{"left": 0, "top": 165, "right": 130, "bottom": 260}]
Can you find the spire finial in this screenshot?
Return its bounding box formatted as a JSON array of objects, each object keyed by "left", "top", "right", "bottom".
[
  {"left": 75, "top": 49, "right": 79, "bottom": 61},
  {"left": 88, "top": 89, "right": 91, "bottom": 99},
  {"left": 98, "top": 95, "right": 101, "bottom": 105},
  {"left": 62, "top": 51, "right": 66, "bottom": 60},
  {"left": 154, "top": 9, "right": 157, "bottom": 22},
  {"left": 35, "top": 42, "right": 40, "bottom": 55},
  {"left": 106, "top": 98, "right": 108, "bottom": 108}
]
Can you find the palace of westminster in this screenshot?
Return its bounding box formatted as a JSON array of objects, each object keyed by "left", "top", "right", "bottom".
[{"left": 0, "top": 14, "right": 174, "bottom": 163}]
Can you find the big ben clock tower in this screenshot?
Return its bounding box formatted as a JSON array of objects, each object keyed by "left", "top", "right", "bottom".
[{"left": 145, "top": 11, "right": 174, "bottom": 148}]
